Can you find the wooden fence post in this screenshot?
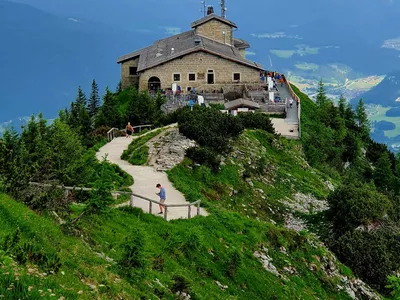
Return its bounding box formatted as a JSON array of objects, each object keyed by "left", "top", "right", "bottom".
[
  {"left": 149, "top": 201, "right": 152, "bottom": 214},
  {"left": 188, "top": 205, "right": 192, "bottom": 219},
  {"left": 164, "top": 206, "right": 168, "bottom": 221},
  {"left": 130, "top": 195, "right": 134, "bottom": 207},
  {"left": 197, "top": 202, "right": 201, "bottom": 216},
  {"left": 64, "top": 189, "right": 69, "bottom": 198}
]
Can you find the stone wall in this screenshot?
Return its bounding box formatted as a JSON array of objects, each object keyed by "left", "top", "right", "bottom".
[
  {"left": 121, "top": 57, "right": 139, "bottom": 89},
  {"left": 195, "top": 20, "right": 233, "bottom": 45},
  {"left": 137, "top": 51, "right": 261, "bottom": 91}
]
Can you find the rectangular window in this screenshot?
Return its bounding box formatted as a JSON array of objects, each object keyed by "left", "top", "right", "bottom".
[
  {"left": 129, "top": 67, "right": 138, "bottom": 75},
  {"left": 173, "top": 73, "right": 181, "bottom": 81},
  {"left": 233, "top": 73, "right": 241, "bottom": 81},
  {"left": 188, "top": 73, "right": 196, "bottom": 81}
]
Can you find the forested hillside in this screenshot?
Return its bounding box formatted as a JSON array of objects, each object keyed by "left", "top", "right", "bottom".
[{"left": 1, "top": 83, "right": 400, "bottom": 298}]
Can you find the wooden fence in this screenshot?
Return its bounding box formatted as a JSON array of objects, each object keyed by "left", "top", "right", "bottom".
[{"left": 29, "top": 182, "right": 202, "bottom": 221}]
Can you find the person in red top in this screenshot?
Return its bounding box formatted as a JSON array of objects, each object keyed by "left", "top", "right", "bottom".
[{"left": 125, "top": 122, "right": 134, "bottom": 138}]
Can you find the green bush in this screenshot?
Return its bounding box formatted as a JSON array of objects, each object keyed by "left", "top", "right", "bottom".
[
  {"left": 178, "top": 106, "right": 244, "bottom": 152},
  {"left": 387, "top": 275, "right": 400, "bottom": 299},
  {"left": 327, "top": 183, "right": 393, "bottom": 234},
  {"left": 119, "top": 227, "right": 148, "bottom": 277},
  {"left": 237, "top": 112, "right": 275, "bottom": 134},
  {"left": 186, "top": 147, "right": 221, "bottom": 172},
  {"left": 331, "top": 228, "right": 400, "bottom": 292}
]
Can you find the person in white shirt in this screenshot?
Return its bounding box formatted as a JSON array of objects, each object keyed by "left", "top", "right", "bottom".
[{"left": 289, "top": 98, "right": 294, "bottom": 108}]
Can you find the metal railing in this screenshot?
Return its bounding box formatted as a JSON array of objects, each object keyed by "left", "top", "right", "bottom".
[
  {"left": 285, "top": 81, "right": 302, "bottom": 138},
  {"left": 29, "top": 182, "right": 202, "bottom": 221},
  {"left": 107, "top": 125, "right": 154, "bottom": 142}
]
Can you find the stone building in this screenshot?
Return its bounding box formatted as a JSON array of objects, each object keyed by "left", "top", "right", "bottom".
[{"left": 117, "top": 9, "right": 263, "bottom": 92}]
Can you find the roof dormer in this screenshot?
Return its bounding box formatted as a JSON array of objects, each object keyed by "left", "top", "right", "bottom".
[{"left": 191, "top": 10, "right": 237, "bottom": 46}]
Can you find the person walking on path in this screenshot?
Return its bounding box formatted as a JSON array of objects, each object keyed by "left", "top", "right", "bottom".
[
  {"left": 289, "top": 98, "right": 294, "bottom": 108},
  {"left": 156, "top": 183, "right": 166, "bottom": 214},
  {"left": 125, "top": 122, "right": 134, "bottom": 138}
]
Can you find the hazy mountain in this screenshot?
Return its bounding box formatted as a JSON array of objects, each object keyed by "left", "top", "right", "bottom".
[
  {"left": 0, "top": 0, "right": 148, "bottom": 124},
  {"left": 356, "top": 71, "right": 400, "bottom": 106}
]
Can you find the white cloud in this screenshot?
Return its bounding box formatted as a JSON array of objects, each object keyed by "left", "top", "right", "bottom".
[
  {"left": 245, "top": 50, "right": 256, "bottom": 56},
  {"left": 68, "top": 18, "right": 79, "bottom": 23},
  {"left": 251, "top": 32, "right": 302, "bottom": 40},
  {"left": 164, "top": 27, "right": 181, "bottom": 35},
  {"left": 135, "top": 29, "right": 153, "bottom": 34}
]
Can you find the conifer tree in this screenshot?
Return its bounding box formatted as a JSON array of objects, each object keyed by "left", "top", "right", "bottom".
[
  {"left": 75, "top": 86, "right": 87, "bottom": 108},
  {"left": 355, "top": 99, "right": 371, "bottom": 141},
  {"left": 374, "top": 152, "right": 394, "bottom": 193},
  {"left": 315, "top": 80, "right": 327, "bottom": 106},
  {"left": 100, "top": 87, "right": 119, "bottom": 128},
  {"left": 338, "top": 95, "right": 347, "bottom": 116},
  {"left": 88, "top": 80, "right": 100, "bottom": 118},
  {"left": 116, "top": 81, "right": 122, "bottom": 94}
]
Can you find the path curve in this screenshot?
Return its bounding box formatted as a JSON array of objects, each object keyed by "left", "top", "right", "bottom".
[{"left": 97, "top": 125, "right": 208, "bottom": 220}]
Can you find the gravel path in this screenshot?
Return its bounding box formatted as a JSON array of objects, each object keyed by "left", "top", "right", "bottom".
[{"left": 96, "top": 126, "right": 208, "bottom": 220}]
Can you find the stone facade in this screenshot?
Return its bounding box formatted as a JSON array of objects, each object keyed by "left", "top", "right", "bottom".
[
  {"left": 134, "top": 51, "right": 260, "bottom": 91},
  {"left": 194, "top": 20, "right": 233, "bottom": 45},
  {"left": 121, "top": 57, "right": 139, "bottom": 88}
]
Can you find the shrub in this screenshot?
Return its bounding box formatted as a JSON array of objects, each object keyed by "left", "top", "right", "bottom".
[
  {"left": 178, "top": 106, "right": 244, "bottom": 152},
  {"left": 119, "top": 227, "right": 148, "bottom": 276},
  {"left": 186, "top": 147, "right": 221, "bottom": 172},
  {"left": 387, "top": 275, "right": 400, "bottom": 299},
  {"left": 327, "top": 183, "right": 393, "bottom": 234},
  {"left": 331, "top": 228, "right": 400, "bottom": 292},
  {"left": 237, "top": 112, "right": 275, "bottom": 134}
]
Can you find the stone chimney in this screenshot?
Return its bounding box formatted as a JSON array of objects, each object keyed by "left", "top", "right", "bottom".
[{"left": 207, "top": 6, "right": 214, "bottom": 15}]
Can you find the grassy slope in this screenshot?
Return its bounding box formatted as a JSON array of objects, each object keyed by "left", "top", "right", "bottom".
[
  {"left": 0, "top": 194, "right": 352, "bottom": 299},
  {"left": 0, "top": 88, "right": 374, "bottom": 299},
  {"left": 168, "top": 130, "right": 332, "bottom": 224}
]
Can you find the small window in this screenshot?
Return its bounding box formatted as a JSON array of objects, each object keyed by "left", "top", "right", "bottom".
[
  {"left": 233, "top": 73, "right": 241, "bottom": 81},
  {"left": 188, "top": 73, "right": 196, "bottom": 81},
  {"left": 129, "top": 67, "right": 138, "bottom": 75},
  {"left": 173, "top": 73, "right": 181, "bottom": 81},
  {"left": 187, "top": 87, "right": 192, "bottom": 92},
  {"left": 208, "top": 70, "right": 214, "bottom": 73}
]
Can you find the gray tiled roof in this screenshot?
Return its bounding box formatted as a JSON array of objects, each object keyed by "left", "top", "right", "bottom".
[
  {"left": 224, "top": 98, "right": 261, "bottom": 110},
  {"left": 191, "top": 14, "right": 237, "bottom": 28},
  {"left": 234, "top": 38, "right": 250, "bottom": 49},
  {"left": 117, "top": 30, "right": 263, "bottom": 71}
]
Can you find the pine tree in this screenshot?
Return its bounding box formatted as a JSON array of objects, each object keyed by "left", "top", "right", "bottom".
[
  {"left": 374, "top": 152, "right": 394, "bottom": 193},
  {"left": 315, "top": 79, "right": 327, "bottom": 106},
  {"left": 100, "top": 87, "right": 119, "bottom": 128},
  {"left": 338, "top": 95, "right": 347, "bottom": 116},
  {"left": 355, "top": 99, "right": 371, "bottom": 142},
  {"left": 75, "top": 86, "right": 87, "bottom": 108},
  {"left": 88, "top": 80, "right": 100, "bottom": 118},
  {"left": 116, "top": 81, "right": 122, "bottom": 94}
]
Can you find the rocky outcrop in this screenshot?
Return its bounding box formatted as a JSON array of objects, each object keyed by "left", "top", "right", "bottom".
[
  {"left": 254, "top": 242, "right": 381, "bottom": 300},
  {"left": 281, "top": 193, "right": 329, "bottom": 214},
  {"left": 148, "top": 129, "right": 196, "bottom": 171}
]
